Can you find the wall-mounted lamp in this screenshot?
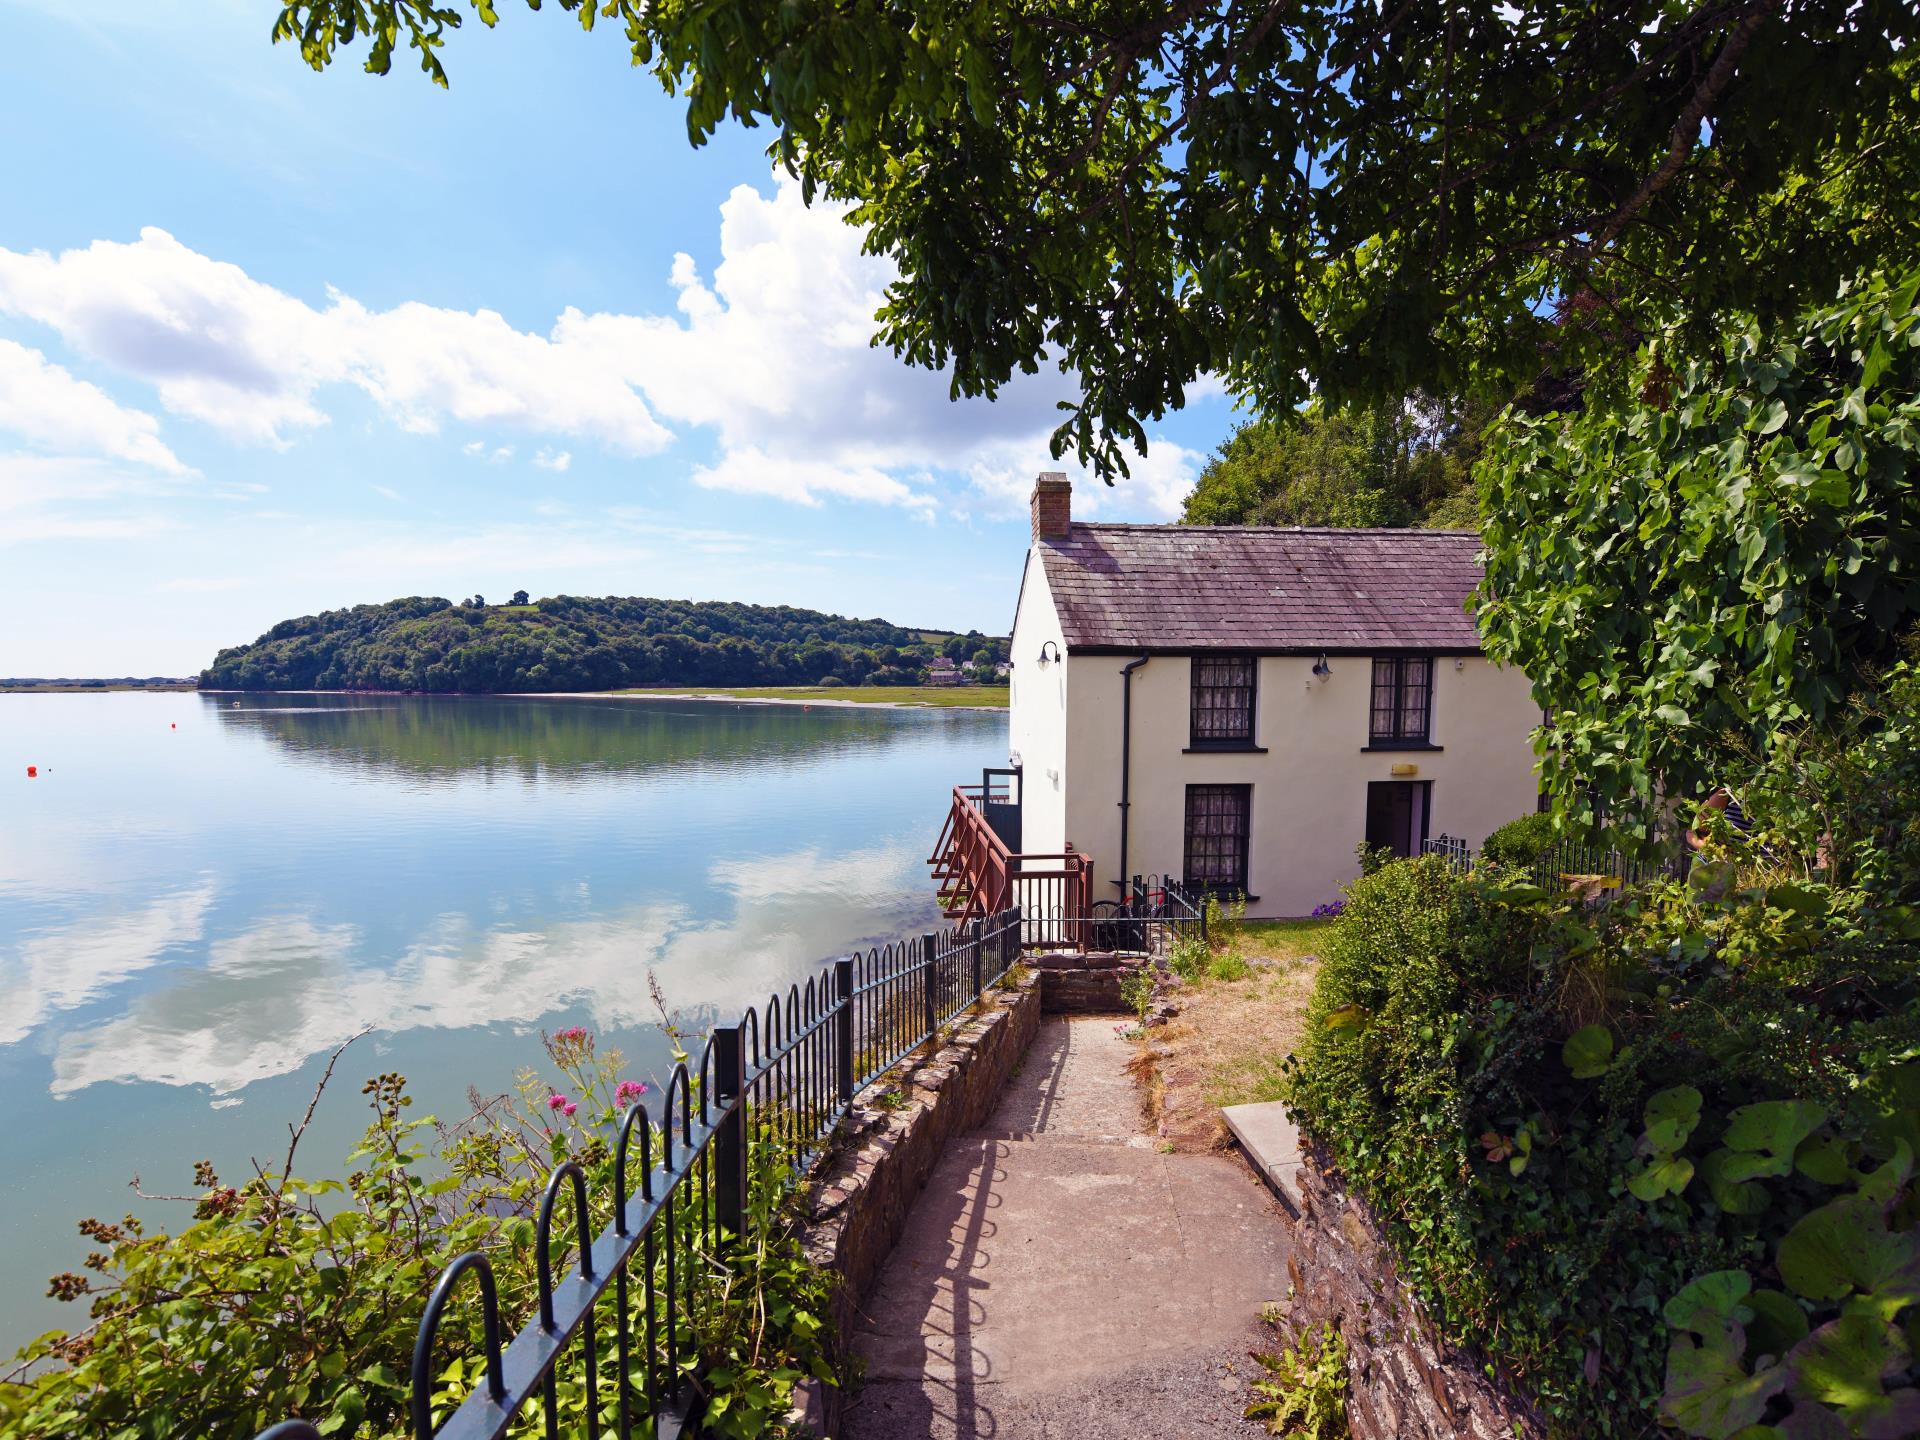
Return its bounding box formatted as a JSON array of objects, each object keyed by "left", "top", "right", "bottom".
[
  {"left": 1037, "top": 641, "right": 1061, "bottom": 666},
  {"left": 1312, "top": 654, "right": 1332, "bottom": 678}
]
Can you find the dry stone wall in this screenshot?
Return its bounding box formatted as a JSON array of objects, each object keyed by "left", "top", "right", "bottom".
[
  {"left": 1282, "top": 1141, "right": 1545, "bottom": 1440},
  {"left": 791, "top": 969, "right": 1042, "bottom": 1429}
]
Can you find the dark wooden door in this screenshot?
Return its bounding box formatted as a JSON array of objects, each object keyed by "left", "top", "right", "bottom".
[{"left": 1365, "top": 781, "right": 1421, "bottom": 858}]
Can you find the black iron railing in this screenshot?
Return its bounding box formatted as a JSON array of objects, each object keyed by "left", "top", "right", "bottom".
[
  {"left": 251, "top": 906, "right": 1023, "bottom": 1440},
  {"left": 1419, "top": 834, "right": 1690, "bottom": 888},
  {"left": 1087, "top": 873, "right": 1207, "bottom": 954}
]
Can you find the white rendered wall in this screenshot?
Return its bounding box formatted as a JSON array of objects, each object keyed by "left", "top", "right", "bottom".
[
  {"left": 1060, "top": 653, "right": 1539, "bottom": 916},
  {"left": 1006, "top": 551, "right": 1069, "bottom": 854}
]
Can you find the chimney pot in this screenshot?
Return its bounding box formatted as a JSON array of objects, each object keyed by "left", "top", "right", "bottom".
[{"left": 1031, "top": 472, "right": 1071, "bottom": 541}]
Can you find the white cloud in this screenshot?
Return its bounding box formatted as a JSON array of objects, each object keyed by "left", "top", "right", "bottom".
[
  {"left": 0, "top": 339, "right": 187, "bottom": 474},
  {"left": 0, "top": 228, "right": 670, "bottom": 454},
  {"left": 0, "top": 184, "right": 1198, "bottom": 516}
]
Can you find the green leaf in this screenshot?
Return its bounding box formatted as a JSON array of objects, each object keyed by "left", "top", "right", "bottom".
[
  {"left": 1763, "top": 885, "right": 1830, "bottom": 917},
  {"left": 1743, "top": 1290, "right": 1809, "bottom": 1364},
  {"left": 1701, "top": 1148, "right": 1771, "bottom": 1215},
  {"left": 1657, "top": 703, "right": 1692, "bottom": 726},
  {"left": 1795, "top": 1136, "right": 1852, "bottom": 1186},
  {"left": 1665, "top": 1270, "right": 1752, "bottom": 1337},
  {"left": 1646, "top": 1085, "right": 1705, "bottom": 1155},
  {"left": 1632, "top": 1155, "right": 1697, "bottom": 1202},
  {"left": 1776, "top": 1193, "right": 1920, "bottom": 1308},
  {"left": 1561, "top": 1024, "right": 1614, "bottom": 1079},
  {"left": 1785, "top": 1314, "right": 1920, "bottom": 1438},
  {"left": 1720, "top": 1101, "right": 1827, "bottom": 1181},
  {"left": 1661, "top": 1335, "right": 1788, "bottom": 1439},
  {"left": 1323, "top": 1003, "right": 1370, "bottom": 1034}
]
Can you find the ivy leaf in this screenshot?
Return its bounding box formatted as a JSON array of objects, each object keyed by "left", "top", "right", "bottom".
[
  {"left": 1561, "top": 1024, "right": 1614, "bottom": 1079},
  {"left": 1784, "top": 1315, "right": 1920, "bottom": 1439}
]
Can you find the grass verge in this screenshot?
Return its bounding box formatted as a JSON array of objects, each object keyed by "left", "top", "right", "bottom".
[{"left": 1132, "top": 917, "right": 1326, "bottom": 1151}]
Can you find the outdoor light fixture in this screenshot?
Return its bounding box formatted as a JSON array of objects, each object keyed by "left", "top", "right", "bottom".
[
  {"left": 1037, "top": 641, "right": 1061, "bottom": 666},
  {"left": 1312, "top": 654, "right": 1332, "bottom": 678}
]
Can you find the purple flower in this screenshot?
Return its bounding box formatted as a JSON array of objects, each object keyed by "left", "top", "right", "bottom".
[
  {"left": 1311, "top": 900, "right": 1345, "bottom": 918},
  {"left": 547, "top": 1094, "right": 567, "bottom": 1111},
  {"left": 562, "top": 1101, "right": 578, "bottom": 1118}
]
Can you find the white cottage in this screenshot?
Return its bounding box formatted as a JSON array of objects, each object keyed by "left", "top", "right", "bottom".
[{"left": 1000, "top": 473, "right": 1540, "bottom": 918}]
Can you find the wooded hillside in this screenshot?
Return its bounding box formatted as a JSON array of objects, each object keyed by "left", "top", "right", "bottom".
[{"left": 198, "top": 595, "right": 1007, "bottom": 692}]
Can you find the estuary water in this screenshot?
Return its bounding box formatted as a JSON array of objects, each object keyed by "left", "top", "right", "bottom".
[{"left": 0, "top": 692, "right": 1004, "bottom": 1352}]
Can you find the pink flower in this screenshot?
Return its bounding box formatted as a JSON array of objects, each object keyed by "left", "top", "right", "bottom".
[
  {"left": 562, "top": 1101, "right": 578, "bottom": 1117},
  {"left": 616, "top": 1080, "right": 648, "bottom": 1105},
  {"left": 548, "top": 1094, "right": 567, "bottom": 1111}
]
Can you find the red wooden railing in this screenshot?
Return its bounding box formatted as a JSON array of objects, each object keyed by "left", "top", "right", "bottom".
[{"left": 929, "top": 783, "right": 1094, "bottom": 949}]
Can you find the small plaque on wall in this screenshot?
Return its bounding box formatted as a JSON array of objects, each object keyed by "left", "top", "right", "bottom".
[{"left": 1390, "top": 763, "right": 1419, "bottom": 777}]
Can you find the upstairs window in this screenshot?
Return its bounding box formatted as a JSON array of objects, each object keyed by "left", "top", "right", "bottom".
[
  {"left": 1190, "top": 656, "right": 1257, "bottom": 746},
  {"left": 1370, "top": 656, "right": 1433, "bottom": 744}
]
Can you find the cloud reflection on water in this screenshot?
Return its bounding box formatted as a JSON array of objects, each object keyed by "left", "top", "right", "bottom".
[{"left": 45, "top": 839, "right": 924, "bottom": 1096}]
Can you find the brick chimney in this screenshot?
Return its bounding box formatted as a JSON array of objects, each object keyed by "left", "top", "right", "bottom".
[{"left": 1031, "top": 472, "right": 1072, "bottom": 541}]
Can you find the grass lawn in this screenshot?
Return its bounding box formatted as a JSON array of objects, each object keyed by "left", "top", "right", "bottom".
[
  {"left": 612, "top": 685, "right": 1007, "bottom": 708},
  {"left": 1134, "top": 916, "right": 1331, "bottom": 1151}
]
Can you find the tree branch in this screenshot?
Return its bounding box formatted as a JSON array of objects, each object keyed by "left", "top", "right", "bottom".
[{"left": 1588, "top": 1, "right": 1778, "bottom": 253}]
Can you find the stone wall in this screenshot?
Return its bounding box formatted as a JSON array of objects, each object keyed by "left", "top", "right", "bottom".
[
  {"left": 792, "top": 967, "right": 1042, "bottom": 1427},
  {"left": 1025, "top": 949, "right": 1149, "bottom": 1013},
  {"left": 1281, "top": 1141, "right": 1544, "bottom": 1440}
]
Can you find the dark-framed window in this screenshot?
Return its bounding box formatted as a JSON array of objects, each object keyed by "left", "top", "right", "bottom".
[
  {"left": 1190, "top": 656, "right": 1257, "bottom": 745},
  {"left": 1370, "top": 656, "right": 1433, "bottom": 744},
  {"left": 1184, "top": 784, "right": 1251, "bottom": 896}
]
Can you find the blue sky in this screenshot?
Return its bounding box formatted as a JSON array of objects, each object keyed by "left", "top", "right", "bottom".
[{"left": 0, "top": 0, "right": 1239, "bottom": 675}]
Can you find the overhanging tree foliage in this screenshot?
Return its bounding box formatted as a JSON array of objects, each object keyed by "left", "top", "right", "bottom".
[
  {"left": 272, "top": 1, "right": 1919, "bottom": 479},
  {"left": 1477, "top": 266, "right": 1920, "bottom": 833}
]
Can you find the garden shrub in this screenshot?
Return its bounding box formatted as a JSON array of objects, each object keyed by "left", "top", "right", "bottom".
[
  {"left": 1287, "top": 848, "right": 1920, "bottom": 1436},
  {"left": 1480, "top": 811, "right": 1556, "bottom": 867},
  {"left": 0, "top": 1029, "right": 837, "bottom": 1440}
]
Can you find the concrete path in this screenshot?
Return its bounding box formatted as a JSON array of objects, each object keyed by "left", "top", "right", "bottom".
[{"left": 844, "top": 1017, "right": 1292, "bottom": 1440}]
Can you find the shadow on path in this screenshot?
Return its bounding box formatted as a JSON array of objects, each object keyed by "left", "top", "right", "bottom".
[{"left": 845, "top": 1018, "right": 1293, "bottom": 1440}]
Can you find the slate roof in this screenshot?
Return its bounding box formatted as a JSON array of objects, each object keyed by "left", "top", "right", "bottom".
[{"left": 1038, "top": 524, "right": 1485, "bottom": 652}]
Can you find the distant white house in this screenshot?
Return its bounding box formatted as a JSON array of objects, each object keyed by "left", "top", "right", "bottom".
[{"left": 1005, "top": 474, "right": 1540, "bottom": 917}]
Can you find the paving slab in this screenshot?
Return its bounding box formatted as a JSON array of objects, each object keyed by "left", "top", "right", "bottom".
[
  {"left": 1220, "top": 1100, "right": 1305, "bottom": 1211},
  {"left": 844, "top": 1017, "right": 1292, "bottom": 1440}
]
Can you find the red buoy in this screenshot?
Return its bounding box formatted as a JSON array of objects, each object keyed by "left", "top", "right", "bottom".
[
  {"left": 170, "top": 723, "right": 177, "bottom": 730},
  {"left": 26, "top": 765, "right": 36, "bottom": 778}
]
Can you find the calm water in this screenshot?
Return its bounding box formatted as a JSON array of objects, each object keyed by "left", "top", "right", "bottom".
[{"left": 0, "top": 692, "right": 1004, "bottom": 1351}]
